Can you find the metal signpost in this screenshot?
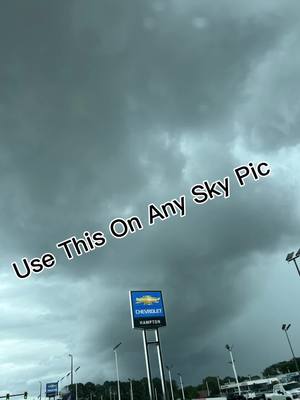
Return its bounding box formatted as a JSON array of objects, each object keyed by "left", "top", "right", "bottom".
[
  {"left": 129, "top": 290, "right": 167, "bottom": 400},
  {"left": 46, "top": 383, "right": 58, "bottom": 399}
]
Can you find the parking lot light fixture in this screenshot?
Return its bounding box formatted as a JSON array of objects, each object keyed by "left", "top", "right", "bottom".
[
  {"left": 166, "top": 365, "right": 174, "bottom": 400},
  {"left": 286, "top": 250, "right": 300, "bottom": 276},
  {"left": 281, "top": 323, "right": 300, "bottom": 376},
  {"left": 177, "top": 373, "right": 185, "bottom": 400},
  {"left": 225, "top": 345, "right": 241, "bottom": 395},
  {"left": 113, "top": 342, "right": 122, "bottom": 400}
]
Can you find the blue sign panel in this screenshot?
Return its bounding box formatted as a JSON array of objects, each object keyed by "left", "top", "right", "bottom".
[
  {"left": 46, "top": 382, "right": 58, "bottom": 397},
  {"left": 129, "top": 290, "right": 166, "bottom": 329}
]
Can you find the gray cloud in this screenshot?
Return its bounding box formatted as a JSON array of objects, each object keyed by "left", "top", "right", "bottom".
[{"left": 0, "top": 0, "right": 300, "bottom": 396}]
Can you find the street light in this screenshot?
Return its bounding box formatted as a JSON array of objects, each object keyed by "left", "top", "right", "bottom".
[
  {"left": 225, "top": 345, "right": 241, "bottom": 395},
  {"left": 285, "top": 250, "right": 300, "bottom": 277},
  {"left": 69, "top": 354, "right": 74, "bottom": 385},
  {"left": 74, "top": 366, "right": 81, "bottom": 400},
  {"left": 205, "top": 380, "right": 210, "bottom": 397},
  {"left": 128, "top": 379, "right": 133, "bottom": 400},
  {"left": 39, "top": 381, "right": 42, "bottom": 400},
  {"left": 113, "top": 342, "right": 122, "bottom": 400},
  {"left": 217, "top": 377, "right": 221, "bottom": 395},
  {"left": 281, "top": 323, "right": 300, "bottom": 376},
  {"left": 166, "top": 365, "right": 174, "bottom": 400},
  {"left": 177, "top": 373, "right": 185, "bottom": 400}
]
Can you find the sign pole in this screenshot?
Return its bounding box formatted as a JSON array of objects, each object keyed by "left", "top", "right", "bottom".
[
  {"left": 130, "top": 291, "right": 167, "bottom": 400},
  {"left": 155, "top": 329, "right": 167, "bottom": 400},
  {"left": 142, "top": 330, "right": 154, "bottom": 400}
]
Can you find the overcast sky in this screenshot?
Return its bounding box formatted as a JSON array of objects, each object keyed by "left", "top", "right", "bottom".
[{"left": 1, "top": 0, "right": 300, "bottom": 396}]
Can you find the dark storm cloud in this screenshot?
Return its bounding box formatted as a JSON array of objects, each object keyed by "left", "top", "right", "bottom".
[
  {"left": 0, "top": 0, "right": 300, "bottom": 393},
  {"left": 83, "top": 173, "right": 298, "bottom": 372},
  {"left": 0, "top": 0, "right": 288, "bottom": 252}
]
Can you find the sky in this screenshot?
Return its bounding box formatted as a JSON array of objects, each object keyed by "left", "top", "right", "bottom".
[{"left": 1, "top": 0, "right": 300, "bottom": 396}]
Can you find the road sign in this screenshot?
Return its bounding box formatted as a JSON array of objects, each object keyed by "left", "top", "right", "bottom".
[
  {"left": 46, "top": 383, "right": 58, "bottom": 398},
  {"left": 129, "top": 290, "right": 166, "bottom": 329}
]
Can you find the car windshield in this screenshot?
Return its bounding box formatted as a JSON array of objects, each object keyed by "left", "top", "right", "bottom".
[{"left": 283, "top": 383, "right": 300, "bottom": 390}]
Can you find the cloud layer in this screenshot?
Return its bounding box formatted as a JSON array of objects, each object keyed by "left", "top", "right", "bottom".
[{"left": 0, "top": 0, "right": 300, "bottom": 395}]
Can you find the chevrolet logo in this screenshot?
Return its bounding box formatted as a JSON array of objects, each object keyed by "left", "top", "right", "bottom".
[{"left": 136, "top": 295, "right": 160, "bottom": 306}]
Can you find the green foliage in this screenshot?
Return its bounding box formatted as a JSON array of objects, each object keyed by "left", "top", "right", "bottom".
[
  {"left": 65, "top": 358, "right": 299, "bottom": 400},
  {"left": 198, "top": 376, "right": 220, "bottom": 396},
  {"left": 183, "top": 385, "right": 199, "bottom": 399},
  {"left": 262, "top": 358, "right": 300, "bottom": 377}
]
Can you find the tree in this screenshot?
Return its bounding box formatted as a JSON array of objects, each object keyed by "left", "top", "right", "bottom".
[
  {"left": 263, "top": 358, "right": 300, "bottom": 377},
  {"left": 184, "top": 385, "right": 199, "bottom": 399}
]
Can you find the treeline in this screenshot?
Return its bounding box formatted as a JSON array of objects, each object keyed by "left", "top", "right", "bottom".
[
  {"left": 69, "top": 378, "right": 179, "bottom": 400},
  {"left": 67, "top": 357, "right": 300, "bottom": 400},
  {"left": 68, "top": 376, "right": 260, "bottom": 400},
  {"left": 262, "top": 357, "right": 300, "bottom": 377}
]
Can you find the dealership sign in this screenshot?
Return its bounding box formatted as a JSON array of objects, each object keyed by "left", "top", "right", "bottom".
[
  {"left": 46, "top": 382, "right": 58, "bottom": 397},
  {"left": 129, "top": 290, "right": 166, "bottom": 329}
]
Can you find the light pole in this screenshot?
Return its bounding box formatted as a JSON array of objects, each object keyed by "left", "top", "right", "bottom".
[
  {"left": 74, "top": 366, "right": 80, "bottom": 400},
  {"left": 282, "top": 324, "right": 300, "bottom": 376},
  {"left": 166, "top": 365, "right": 174, "bottom": 400},
  {"left": 286, "top": 250, "right": 300, "bottom": 277},
  {"left": 177, "top": 373, "right": 185, "bottom": 400},
  {"left": 128, "top": 379, "right": 133, "bottom": 400},
  {"left": 217, "top": 377, "right": 221, "bottom": 395},
  {"left": 39, "top": 381, "right": 42, "bottom": 400},
  {"left": 206, "top": 380, "right": 210, "bottom": 397},
  {"left": 69, "top": 354, "right": 74, "bottom": 386},
  {"left": 113, "top": 342, "right": 122, "bottom": 400},
  {"left": 225, "top": 345, "right": 241, "bottom": 395}
]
